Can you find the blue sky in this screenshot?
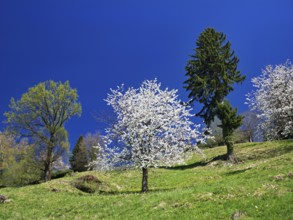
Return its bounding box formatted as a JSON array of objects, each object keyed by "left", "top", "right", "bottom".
[{"left": 1, "top": 0, "right": 293, "bottom": 148}]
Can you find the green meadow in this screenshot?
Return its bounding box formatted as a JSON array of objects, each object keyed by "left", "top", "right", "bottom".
[{"left": 1, "top": 140, "right": 292, "bottom": 220}]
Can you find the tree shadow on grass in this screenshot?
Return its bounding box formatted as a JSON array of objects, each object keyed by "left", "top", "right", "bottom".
[
  {"left": 167, "top": 143, "right": 293, "bottom": 170},
  {"left": 99, "top": 188, "right": 176, "bottom": 195},
  {"left": 241, "top": 144, "right": 293, "bottom": 161},
  {"left": 173, "top": 142, "right": 293, "bottom": 170},
  {"left": 225, "top": 167, "right": 252, "bottom": 176},
  {"left": 165, "top": 154, "right": 230, "bottom": 170},
  {"left": 165, "top": 161, "right": 208, "bottom": 170}
]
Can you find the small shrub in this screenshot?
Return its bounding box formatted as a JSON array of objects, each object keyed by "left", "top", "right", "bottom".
[{"left": 73, "top": 175, "right": 103, "bottom": 193}]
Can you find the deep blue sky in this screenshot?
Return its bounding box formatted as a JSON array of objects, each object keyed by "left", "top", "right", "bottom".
[{"left": 1, "top": 0, "right": 293, "bottom": 149}]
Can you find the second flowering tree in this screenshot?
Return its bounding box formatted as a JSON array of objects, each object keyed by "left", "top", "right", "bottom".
[{"left": 246, "top": 61, "right": 293, "bottom": 140}]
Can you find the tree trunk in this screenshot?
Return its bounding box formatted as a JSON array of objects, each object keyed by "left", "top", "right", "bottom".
[
  {"left": 223, "top": 132, "right": 238, "bottom": 163},
  {"left": 44, "top": 145, "right": 53, "bottom": 182},
  {"left": 141, "top": 167, "right": 148, "bottom": 193},
  {"left": 44, "top": 161, "right": 51, "bottom": 182},
  {"left": 226, "top": 140, "right": 236, "bottom": 162},
  {"left": 248, "top": 131, "right": 253, "bottom": 142}
]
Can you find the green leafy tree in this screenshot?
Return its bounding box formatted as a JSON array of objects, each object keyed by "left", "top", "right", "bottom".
[
  {"left": 70, "top": 136, "right": 88, "bottom": 172},
  {"left": 0, "top": 132, "right": 42, "bottom": 186},
  {"left": 0, "top": 131, "right": 15, "bottom": 177},
  {"left": 184, "top": 28, "right": 245, "bottom": 162},
  {"left": 1, "top": 144, "right": 42, "bottom": 186},
  {"left": 4, "top": 80, "right": 81, "bottom": 181}
]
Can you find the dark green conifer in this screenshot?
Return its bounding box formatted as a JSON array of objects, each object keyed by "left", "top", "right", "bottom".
[
  {"left": 184, "top": 28, "right": 245, "bottom": 162},
  {"left": 217, "top": 101, "right": 243, "bottom": 161},
  {"left": 70, "top": 136, "right": 88, "bottom": 172}
]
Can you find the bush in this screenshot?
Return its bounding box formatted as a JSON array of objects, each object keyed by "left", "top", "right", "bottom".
[
  {"left": 1, "top": 157, "right": 41, "bottom": 187},
  {"left": 0, "top": 135, "right": 42, "bottom": 187},
  {"left": 73, "top": 175, "right": 104, "bottom": 193}
]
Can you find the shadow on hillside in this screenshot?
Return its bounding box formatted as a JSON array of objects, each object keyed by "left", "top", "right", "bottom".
[
  {"left": 240, "top": 144, "right": 293, "bottom": 161},
  {"left": 100, "top": 188, "right": 175, "bottom": 195},
  {"left": 166, "top": 154, "right": 228, "bottom": 170},
  {"left": 225, "top": 167, "right": 252, "bottom": 176},
  {"left": 165, "top": 161, "right": 208, "bottom": 170},
  {"left": 167, "top": 143, "right": 293, "bottom": 170}
]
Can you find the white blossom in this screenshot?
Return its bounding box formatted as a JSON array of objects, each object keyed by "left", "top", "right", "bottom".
[
  {"left": 246, "top": 61, "right": 293, "bottom": 140},
  {"left": 92, "top": 79, "right": 208, "bottom": 170},
  {"left": 87, "top": 143, "right": 113, "bottom": 171}
]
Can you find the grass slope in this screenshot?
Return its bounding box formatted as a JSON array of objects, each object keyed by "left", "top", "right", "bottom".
[{"left": 0, "top": 140, "right": 292, "bottom": 219}]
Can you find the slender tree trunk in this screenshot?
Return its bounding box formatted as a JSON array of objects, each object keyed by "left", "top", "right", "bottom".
[
  {"left": 141, "top": 167, "right": 148, "bottom": 193},
  {"left": 248, "top": 130, "right": 253, "bottom": 142},
  {"left": 44, "top": 139, "right": 54, "bottom": 182},
  {"left": 44, "top": 159, "right": 52, "bottom": 182}
]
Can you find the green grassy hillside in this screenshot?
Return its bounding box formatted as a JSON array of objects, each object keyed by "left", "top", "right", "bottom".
[{"left": 0, "top": 141, "right": 292, "bottom": 219}]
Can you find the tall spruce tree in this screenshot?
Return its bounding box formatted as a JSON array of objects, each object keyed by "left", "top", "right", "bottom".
[
  {"left": 184, "top": 28, "right": 245, "bottom": 162},
  {"left": 70, "top": 136, "right": 88, "bottom": 172}
]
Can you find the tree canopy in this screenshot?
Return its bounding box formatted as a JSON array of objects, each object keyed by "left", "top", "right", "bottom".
[
  {"left": 4, "top": 80, "right": 81, "bottom": 181},
  {"left": 184, "top": 27, "right": 245, "bottom": 126}
]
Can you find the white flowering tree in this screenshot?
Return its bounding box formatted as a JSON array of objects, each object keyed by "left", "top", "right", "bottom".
[
  {"left": 246, "top": 61, "right": 293, "bottom": 140},
  {"left": 94, "top": 79, "right": 207, "bottom": 192},
  {"left": 87, "top": 142, "right": 111, "bottom": 171}
]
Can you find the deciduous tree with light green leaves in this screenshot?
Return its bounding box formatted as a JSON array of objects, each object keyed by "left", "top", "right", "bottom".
[
  {"left": 0, "top": 136, "right": 42, "bottom": 187},
  {"left": 4, "top": 80, "right": 81, "bottom": 181},
  {"left": 184, "top": 28, "right": 245, "bottom": 162},
  {"left": 0, "top": 131, "right": 16, "bottom": 177}
]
